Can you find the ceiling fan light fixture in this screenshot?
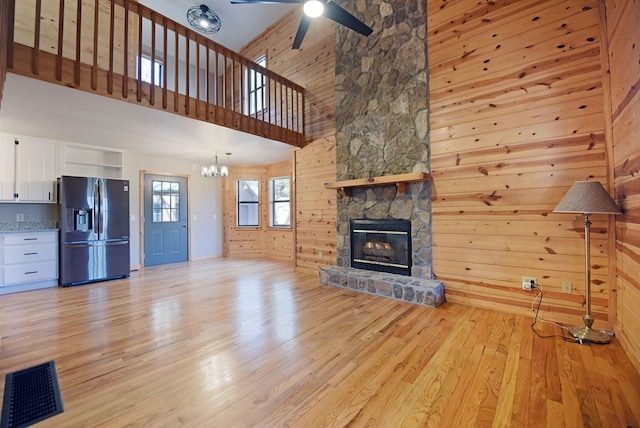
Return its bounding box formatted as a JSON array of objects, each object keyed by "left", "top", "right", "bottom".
[
  {"left": 303, "top": 0, "right": 324, "bottom": 18},
  {"left": 230, "top": 0, "right": 372, "bottom": 49},
  {"left": 187, "top": 4, "right": 222, "bottom": 34}
]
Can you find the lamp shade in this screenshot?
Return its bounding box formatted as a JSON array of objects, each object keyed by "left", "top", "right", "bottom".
[{"left": 553, "top": 181, "right": 621, "bottom": 215}]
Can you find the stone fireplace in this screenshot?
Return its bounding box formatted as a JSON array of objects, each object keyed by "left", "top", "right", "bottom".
[
  {"left": 320, "top": 178, "right": 445, "bottom": 308},
  {"left": 318, "top": 0, "right": 444, "bottom": 307}
]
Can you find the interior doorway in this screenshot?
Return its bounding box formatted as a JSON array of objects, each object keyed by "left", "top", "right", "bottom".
[{"left": 141, "top": 172, "right": 190, "bottom": 267}]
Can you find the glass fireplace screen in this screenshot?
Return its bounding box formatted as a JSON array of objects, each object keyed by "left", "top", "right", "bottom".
[{"left": 350, "top": 219, "right": 411, "bottom": 276}]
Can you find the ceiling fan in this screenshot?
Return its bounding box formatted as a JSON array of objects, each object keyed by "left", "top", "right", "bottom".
[{"left": 230, "top": 0, "right": 373, "bottom": 49}]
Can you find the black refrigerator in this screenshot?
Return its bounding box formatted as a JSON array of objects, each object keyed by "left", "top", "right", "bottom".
[{"left": 59, "top": 176, "right": 130, "bottom": 287}]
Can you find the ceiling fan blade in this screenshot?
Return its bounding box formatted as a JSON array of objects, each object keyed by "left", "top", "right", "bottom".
[
  {"left": 324, "top": 1, "right": 373, "bottom": 37},
  {"left": 292, "top": 15, "right": 312, "bottom": 49},
  {"left": 230, "top": 0, "right": 301, "bottom": 4}
]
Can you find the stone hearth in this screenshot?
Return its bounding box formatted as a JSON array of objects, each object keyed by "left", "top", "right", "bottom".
[{"left": 320, "top": 265, "right": 444, "bottom": 308}]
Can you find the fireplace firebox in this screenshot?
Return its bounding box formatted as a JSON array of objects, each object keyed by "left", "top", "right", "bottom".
[{"left": 350, "top": 219, "right": 411, "bottom": 276}]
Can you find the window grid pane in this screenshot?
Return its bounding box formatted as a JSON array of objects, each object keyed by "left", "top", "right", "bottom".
[{"left": 152, "top": 180, "right": 180, "bottom": 223}]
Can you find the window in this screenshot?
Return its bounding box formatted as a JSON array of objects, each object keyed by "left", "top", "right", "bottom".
[
  {"left": 269, "top": 177, "right": 290, "bottom": 227},
  {"left": 247, "top": 55, "right": 266, "bottom": 114},
  {"left": 152, "top": 180, "right": 180, "bottom": 222},
  {"left": 138, "top": 55, "right": 163, "bottom": 87},
  {"left": 237, "top": 179, "right": 259, "bottom": 227}
]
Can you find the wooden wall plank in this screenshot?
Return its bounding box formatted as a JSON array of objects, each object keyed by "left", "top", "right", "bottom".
[
  {"left": 428, "top": 0, "right": 613, "bottom": 327},
  {"left": 604, "top": 0, "right": 640, "bottom": 371}
]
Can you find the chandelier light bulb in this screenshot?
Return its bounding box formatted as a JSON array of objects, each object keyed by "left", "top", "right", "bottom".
[{"left": 303, "top": 0, "right": 324, "bottom": 18}]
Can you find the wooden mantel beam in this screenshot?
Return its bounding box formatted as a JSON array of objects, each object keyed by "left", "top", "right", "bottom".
[{"left": 324, "top": 172, "right": 432, "bottom": 197}]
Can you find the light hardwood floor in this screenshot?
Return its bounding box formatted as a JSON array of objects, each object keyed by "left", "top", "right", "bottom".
[{"left": 0, "top": 258, "right": 639, "bottom": 427}]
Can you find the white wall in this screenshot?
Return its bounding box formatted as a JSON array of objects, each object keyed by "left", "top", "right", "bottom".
[{"left": 122, "top": 151, "right": 224, "bottom": 267}]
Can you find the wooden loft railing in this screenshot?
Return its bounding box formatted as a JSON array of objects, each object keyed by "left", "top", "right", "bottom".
[{"left": 2, "top": 0, "right": 307, "bottom": 148}]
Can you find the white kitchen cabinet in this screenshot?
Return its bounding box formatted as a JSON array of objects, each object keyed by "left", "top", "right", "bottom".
[
  {"left": 0, "top": 134, "right": 59, "bottom": 203},
  {"left": 16, "top": 137, "right": 58, "bottom": 202},
  {"left": 0, "top": 135, "right": 16, "bottom": 201},
  {"left": 1, "top": 231, "right": 58, "bottom": 290}
]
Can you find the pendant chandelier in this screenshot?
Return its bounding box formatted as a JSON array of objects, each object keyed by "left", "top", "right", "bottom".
[{"left": 202, "top": 151, "right": 231, "bottom": 178}]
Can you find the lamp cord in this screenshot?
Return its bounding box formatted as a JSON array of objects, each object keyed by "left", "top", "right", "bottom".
[{"left": 529, "top": 288, "right": 578, "bottom": 342}]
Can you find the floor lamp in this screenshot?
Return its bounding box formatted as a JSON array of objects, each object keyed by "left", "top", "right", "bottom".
[{"left": 553, "top": 180, "right": 621, "bottom": 344}]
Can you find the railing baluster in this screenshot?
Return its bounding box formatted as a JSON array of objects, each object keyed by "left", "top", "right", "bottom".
[
  {"left": 267, "top": 75, "right": 271, "bottom": 126},
  {"left": 279, "top": 80, "right": 283, "bottom": 130},
  {"left": 252, "top": 66, "right": 257, "bottom": 120},
  {"left": 205, "top": 42, "right": 210, "bottom": 122},
  {"left": 185, "top": 32, "right": 189, "bottom": 115},
  {"left": 222, "top": 53, "right": 227, "bottom": 120},
  {"left": 214, "top": 49, "right": 219, "bottom": 123},
  {"left": 123, "top": 0, "right": 129, "bottom": 98},
  {"left": 260, "top": 69, "right": 264, "bottom": 123},
  {"left": 56, "top": 0, "right": 64, "bottom": 81},
  {"left": 92, "top": 0, "right": 99, "bottom": 90},
  {"left": 149, "top": 11, "right": 155, "bottom": 106},
  {"left": 239, "top": 61, "right": 244, "bottom": 117},
  {"left": 75, "top": 0, "right": 81, "bottom": 85},
  {"left": 173, "top": 27, "right": 178, "bottom": 112},
  {"left": 136, "top": 6, "right": 142, "bottom": 102},
  {"left": 32, "top": 0, "right": 40, "bottom": 75},
  {"left": 231, "top": 54, "right": 235, "bottom": 116},
  {"left": 196, "top": 37, "right": 200, "bottom": 117},
  {"left": 162, "top": 16, "right": 167, "bottom": 109},
  {"left": 301, "top": 90, "right": 305, "bottom": 141},
  {"left": 108, "top": 0, "right": 115, "bottom": 94},
  {"left": 298, "top": 90, "right": 301, "bottom": 132}
]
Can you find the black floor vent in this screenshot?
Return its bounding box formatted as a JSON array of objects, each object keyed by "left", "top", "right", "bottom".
[{"left": 1, "top": 361, "right": 64, "bottom": 428}]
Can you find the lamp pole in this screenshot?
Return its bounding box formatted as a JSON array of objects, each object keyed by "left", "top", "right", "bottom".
[{"left": 568, "top": 213, "right": 610, "bottom": 344}]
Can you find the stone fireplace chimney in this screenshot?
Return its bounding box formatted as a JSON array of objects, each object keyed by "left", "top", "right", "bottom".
[{"left": 320, "top": 0, "right": 444, "bottom": 307}]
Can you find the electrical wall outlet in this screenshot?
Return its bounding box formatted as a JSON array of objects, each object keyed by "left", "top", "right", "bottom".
[
  {"left": 562, "top": 281, "right": 572, "bottom": 294},
  {"left": 16, "top": 213, "right": 24, "bottom": 222},
  {"left": 522, "top": 276, "right": 536, "bottom": 290}
]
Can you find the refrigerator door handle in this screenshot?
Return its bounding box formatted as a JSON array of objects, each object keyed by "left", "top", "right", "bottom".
[{"left": 93, "top": 179, "right": 100, "bottom": 237}]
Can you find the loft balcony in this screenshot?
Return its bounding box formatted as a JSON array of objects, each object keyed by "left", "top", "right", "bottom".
[{"left": 0, "top": 0, "right": 307, "bottom": 148}]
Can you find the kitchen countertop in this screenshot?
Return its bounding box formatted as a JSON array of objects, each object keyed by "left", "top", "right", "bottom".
[{"left": 0, "top": 221, "right": 58, "bottom": 233}]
